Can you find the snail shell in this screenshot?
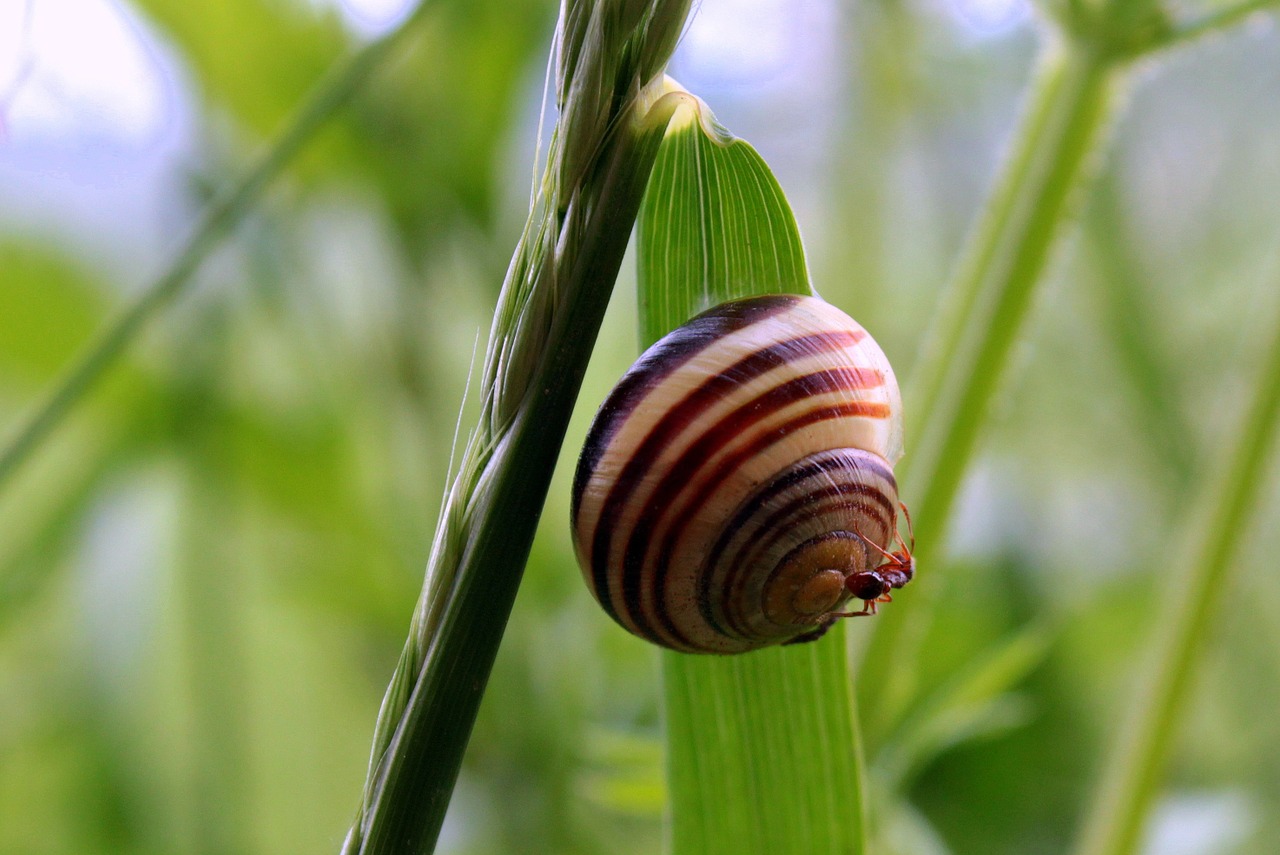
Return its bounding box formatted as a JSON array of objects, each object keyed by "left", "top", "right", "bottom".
[{"left": 571, "top": 294, "right": 905, "bottom": 654}]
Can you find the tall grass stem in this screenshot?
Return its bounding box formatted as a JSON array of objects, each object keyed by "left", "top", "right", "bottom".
[
  {"left": 343, "top": 4, "right": 693, "bottom": 851},
  {"left": 1072, "top": 286, "right": 1280, "bottom": 855},
  {"left": 859, "top": 41, "right": 1123, "bottom": 731}
]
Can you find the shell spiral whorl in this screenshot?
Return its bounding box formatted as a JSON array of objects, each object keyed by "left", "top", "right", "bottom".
[{"left": 571, "top": 294, "right": 906, "bottom": 654}]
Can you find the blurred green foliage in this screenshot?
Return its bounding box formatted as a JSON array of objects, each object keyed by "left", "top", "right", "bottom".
[{"left": 1, "top": 0, "right": 1279, "bottom": 853}]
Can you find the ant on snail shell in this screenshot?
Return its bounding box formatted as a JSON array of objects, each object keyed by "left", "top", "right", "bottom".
[
  {"left": 783, "top": 503, "right": 915, "bottom": 646},
  {"left": 840, "top": 501, "right": 915, "bottom": 616}
]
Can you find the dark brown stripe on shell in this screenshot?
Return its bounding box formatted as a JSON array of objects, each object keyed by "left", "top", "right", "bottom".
[
  {"left": 719, "top": 494, "right": 886, "bottom": 638},
  {"left": 692, "top": 450, "right": 891, "bottom": 637},
  {"left": 623, "top": 376, "right": 890, "bottom": 647},
  {"left": 724, "top": 494, "right": 893, "bottom": 636},
  {"left": 709, "top": 464, "right": 896, "bottom": 637},
  {"left": 585, "top": 334, "right": 869, "bottom": 627},
  {"left": 571, "top": 294, "right": 799, "bottom": 530}
]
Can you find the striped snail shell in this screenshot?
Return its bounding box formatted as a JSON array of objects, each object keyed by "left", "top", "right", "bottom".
[{"left": 571, "top": 294, "right": 907, "bottom": 654}]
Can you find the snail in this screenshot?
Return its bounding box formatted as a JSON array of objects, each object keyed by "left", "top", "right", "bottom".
[{"left": 570, "top": 294, "right": 911, "bottom": 654}]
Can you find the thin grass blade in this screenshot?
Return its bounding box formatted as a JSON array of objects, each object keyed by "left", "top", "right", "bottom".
[
  {"left": 1072, "top": 284, "right": 1280, "bottom": 855},
  {"left": 0, "top": 0, "right": 439, "bottom": 493}
]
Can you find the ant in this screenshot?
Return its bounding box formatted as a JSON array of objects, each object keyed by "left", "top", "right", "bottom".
[
  {"left": 783, "top": 503, "right": 915, "bottom": 646},
  {"left": 832, "top": 501, "right": 916, "bottom": 618}
]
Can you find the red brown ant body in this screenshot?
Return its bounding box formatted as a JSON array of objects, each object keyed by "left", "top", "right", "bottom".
[
  {"left": 833, "top": 501, "right": 916, "bottom": 617},
  {"left": 783, "top": 503, "right": 916, "bottom": 645}
]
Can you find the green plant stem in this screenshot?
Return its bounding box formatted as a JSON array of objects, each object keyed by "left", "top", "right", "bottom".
[
  {"left": 858, "top": 41, "right": 1124, "bottom": 732},
  {"left": 343, "top": 5, "right": 694, "bottom": 851},
  {"left": 0, "top": 0, "right": 437, "bottom": 494},
  {"left": 1157, "top": 0, "right": 1280, "bottom": 50},
  {"left": 347, "top": 123, "right": 672, "bottom": 855},
  {"left": 1072, "top": 288, "right": 1280, "bottom": 855}
]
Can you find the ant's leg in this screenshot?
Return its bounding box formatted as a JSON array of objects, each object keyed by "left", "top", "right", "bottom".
[
  {"left": 897, "top": 501, "right": 916, "bottom": 552},
  {"left": 825, "top": 600, "right": 878, "bottom": 619}
]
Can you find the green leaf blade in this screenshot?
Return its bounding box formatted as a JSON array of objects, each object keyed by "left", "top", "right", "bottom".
[
  {"left": 636, "top": 88, "right": 866, "bottom": 855},
  {"left": 638, "top": 93, "right": 812, "bottom": 339},
  {"left": 664, "top": 639, "right": 866, "bottom": 855}
]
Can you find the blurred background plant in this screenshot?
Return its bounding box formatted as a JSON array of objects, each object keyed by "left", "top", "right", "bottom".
[{"left": 1, "top": 0, "right": 1278, "bottom": 854}]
